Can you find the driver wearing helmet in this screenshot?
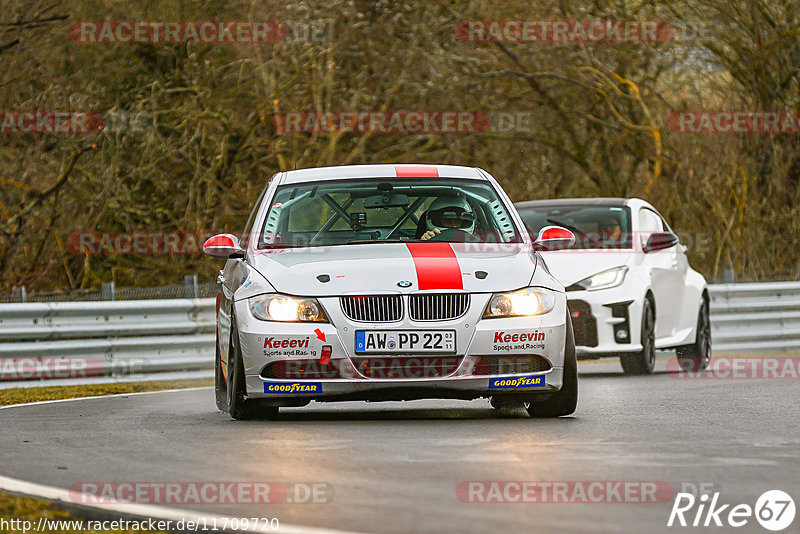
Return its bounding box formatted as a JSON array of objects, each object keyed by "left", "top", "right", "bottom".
[{"left": 420, "top": 195, "right": 476, "bottom": 240}]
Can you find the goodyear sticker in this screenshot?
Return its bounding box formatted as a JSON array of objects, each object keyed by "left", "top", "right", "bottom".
[
  {"left": 264, "top": 382, "right": 323, "bottom": 394},
  {"left": 488, "top": 375, "right": 546, "bottom": 389}
]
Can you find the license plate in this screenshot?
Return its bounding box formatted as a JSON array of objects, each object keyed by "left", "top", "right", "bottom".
[{"left": 355, "top": 330, "right": 456, "bottom": 354}]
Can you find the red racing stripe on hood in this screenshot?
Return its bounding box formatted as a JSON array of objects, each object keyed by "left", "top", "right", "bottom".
[
  {"left": 406, "top": 243, "right": 463, "bottom": 290},
  {"left": 394, "top": 165, "right": 439, "bottom": 177}
]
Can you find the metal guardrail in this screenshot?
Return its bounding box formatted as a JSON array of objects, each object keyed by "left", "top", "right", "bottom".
[
  {"left": 0, "top": 282, "right": 798, "bottom": 388},
  {"left": 0, "top": 298, "right": 216, "bottom": 388},
  {"left": 709, "top": 282, "right": 800, "bottom": 353}
]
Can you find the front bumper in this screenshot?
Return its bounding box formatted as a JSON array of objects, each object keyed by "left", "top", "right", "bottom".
[
  {"left": 566, "top": 285, "right": 644, "bottom": 358},
  {"left": 234, "top": 293, "right": 568, "bottom": 402},
  {"left": 246, "top": 370, "right": 562, "bottom": 403}
]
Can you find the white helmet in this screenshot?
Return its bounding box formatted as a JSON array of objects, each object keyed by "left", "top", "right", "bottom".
[{"left": 426, "top": 195, "right": 475, "bottom": 233}]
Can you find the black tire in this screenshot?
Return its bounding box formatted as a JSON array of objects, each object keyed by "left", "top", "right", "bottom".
[
  {"left": 620, "top": 298, "right": 656, "bottom": 375},
  {"left": 676, "top": 298, "right": 711, "bottom": 372},
  {"left": 526, "top": 311, "right": 578, "bottom": 417},
  {"left": 227, "top": 321, "right": 276, "bottom": 420},
  {"left": 214, "top": 329, "right": 227, "bottom": 412}
]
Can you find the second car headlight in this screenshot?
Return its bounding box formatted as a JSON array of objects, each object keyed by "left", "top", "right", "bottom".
[
  {"left": 574, "top": 266, "right": 628, "bottom": 291},
  {"left": 249, "top": 294, "right": 327, "bottom": 322},
  {"left": 483, "top": 287, "right": 556, "bottom": 318}
]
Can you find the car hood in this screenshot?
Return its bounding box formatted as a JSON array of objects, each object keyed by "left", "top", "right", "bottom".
[
  {"left": 539, "top": 250, "right": 634, "bottom": 287},
  {"left": 248, "top": 243, "right": 536, "bottom": 296}
]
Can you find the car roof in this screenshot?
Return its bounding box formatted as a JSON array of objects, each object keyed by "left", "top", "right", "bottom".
[
  {"left": 278, "top": 164, "right": 486, "bottom": 184},
  {"left": 515, "top": 197, "right": 630, "bottom": 208}
]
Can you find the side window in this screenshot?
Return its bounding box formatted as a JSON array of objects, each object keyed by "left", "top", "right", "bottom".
[{"left": 639, "top": 208, "right": 664, "bottom": 233}]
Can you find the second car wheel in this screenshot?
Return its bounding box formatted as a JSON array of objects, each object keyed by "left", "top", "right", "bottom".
[
  {"left": 676, "top": 298, "right": 711, "bottom": 372},
  {"left": 620, "top": 298, "right": 656, "bottom": 375}
]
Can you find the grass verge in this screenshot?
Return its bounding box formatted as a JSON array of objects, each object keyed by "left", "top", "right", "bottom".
[{"left": 0, "top": 380, "right": 212, "bottom": 407}]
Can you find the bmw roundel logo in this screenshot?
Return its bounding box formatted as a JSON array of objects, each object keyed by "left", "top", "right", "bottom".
[{"left": 397, "top": 280, "right": 412, "bottom": 288}]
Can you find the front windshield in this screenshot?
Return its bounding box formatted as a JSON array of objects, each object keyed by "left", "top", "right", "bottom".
[
  {"left": 257, "top": 178, "right": 521, "bottom": 248},
  {"left": 516, "top": 204, "right": 633, "bottom": 250}
]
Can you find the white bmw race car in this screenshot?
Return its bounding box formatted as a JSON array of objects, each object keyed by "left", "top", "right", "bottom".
[
  {"left": 515, "top": 198, "right": 710, "bottom": 375},
  {"left": 203, "top": 164, "right": 578, "bottom": 419}
]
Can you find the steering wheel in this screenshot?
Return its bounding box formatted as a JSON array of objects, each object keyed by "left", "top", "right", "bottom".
[{"left": 426, "top": 228, "right": 472, "bottom": 242}]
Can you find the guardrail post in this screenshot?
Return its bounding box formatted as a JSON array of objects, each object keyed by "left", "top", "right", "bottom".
[
  {"left": 723, "top": 269, "right": 735, "bottom": 283},
  {"left": 11, "top": 286, "right": 26, "bottom": 303},
  {"left": 185, "top": 274, "right": 199, "bottom": 298},
  {"left": 101, "top": 282, "right": 115, "bottom": 300}
]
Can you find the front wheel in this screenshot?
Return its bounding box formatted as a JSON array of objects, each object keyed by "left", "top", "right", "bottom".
[
  {"left": 620, "top": 298, "right": 656, "bottom": 375},
  {"left": 227, "top": 321, "right": 277, "bottom": 420},
  {"left": 676, "top": 299, "right": 711, "bottom": 372},
  {"left": 526, "top": 311, "right": 578, "bottom": 417}
]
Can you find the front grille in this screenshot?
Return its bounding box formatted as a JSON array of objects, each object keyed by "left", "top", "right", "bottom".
[
  {"left": 352, "top": 356, "right": 463, "bottom": 379},
  {"left": 262, "top": 359, "right": 343, "bottom": 379},
  {"left": 341, "top": 295, "right": 403, "bottom": 322},
  {"left": 568, "top": 299, "right": 598, "bottom": 347},
  {"left": 409, "top": 293, "right": 469, "bottom": 321},
  {"left": 472, "top": 355, "right": 552, "bottom": 376}
]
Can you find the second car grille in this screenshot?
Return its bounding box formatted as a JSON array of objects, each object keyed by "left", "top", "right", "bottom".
[
  {"left": 409, "top": 293, "right": 470, "bottom": 321},
  {"left": 340, "top": 295, "right": 403, "bottom": 322}
]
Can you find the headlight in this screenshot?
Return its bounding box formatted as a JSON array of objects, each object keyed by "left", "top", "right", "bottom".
[
  {"left": 249, "top": 294, "right": 327, "bottom": 322},
  {"left": 483, "top": 287, "right": 556, "bottom": 318},
  {"left": 574, "top": 266, "right": 628, "bottom": 291}
]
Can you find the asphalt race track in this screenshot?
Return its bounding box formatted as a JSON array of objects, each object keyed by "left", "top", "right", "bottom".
[{"left": 1, "top": 356, "right": 798, "bottom": 534}]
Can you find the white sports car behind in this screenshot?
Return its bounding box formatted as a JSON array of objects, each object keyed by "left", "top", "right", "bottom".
[
  {"left": 515, "top": 198, "right": 710, "bottom": 375},
  {"left": 204, "top": 164, "right": 578, "bottom": 419}
]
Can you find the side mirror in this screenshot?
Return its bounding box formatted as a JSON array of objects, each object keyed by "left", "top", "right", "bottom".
[
  {"left": 203, "top": 234, "right": 245, "bottom": 258},
  {"left": 643, "top": 232, "right": 679, "bottom": 253},
  {"left": 533, "top": 226, "right": 576, "bottom": 251}
]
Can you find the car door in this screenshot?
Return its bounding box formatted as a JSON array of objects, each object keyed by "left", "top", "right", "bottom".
[
  {"left": 639, "top": 207, "right": 684, "bottom": 340},
  {"left": 660, "top": 214, "right": 693, "bottom": 335}
]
